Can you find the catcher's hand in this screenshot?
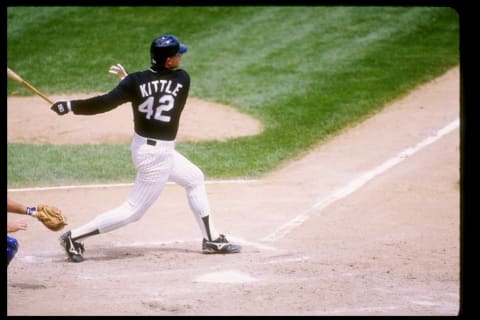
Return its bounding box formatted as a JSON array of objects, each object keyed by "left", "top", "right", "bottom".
[
  {"left": 28, "top": 205, "right": 68, "bottom": 231},
  {"left": 108, "top": 63, "right": 128, "bottom": 80}
]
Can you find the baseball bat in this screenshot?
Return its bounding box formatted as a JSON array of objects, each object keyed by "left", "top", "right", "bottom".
[{"left": 7, "top": 67, "right": 54, "bottom": 104}]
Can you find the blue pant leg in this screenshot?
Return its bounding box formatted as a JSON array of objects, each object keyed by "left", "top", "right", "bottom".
[{"left": 7, "top": 236, "right": 19, "bottom": 267}]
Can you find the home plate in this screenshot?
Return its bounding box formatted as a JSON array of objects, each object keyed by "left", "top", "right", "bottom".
[{"left": 194, "top": 270, "right": 258, "bottom": 283}]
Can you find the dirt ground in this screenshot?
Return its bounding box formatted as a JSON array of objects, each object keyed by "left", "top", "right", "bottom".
[{"left": 6, "top": 66, "right": 460, "bottom": 316}]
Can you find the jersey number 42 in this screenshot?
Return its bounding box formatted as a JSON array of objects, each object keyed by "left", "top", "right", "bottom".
[{"left": 138, "top": 95, "right": 174, "bottom": 123}]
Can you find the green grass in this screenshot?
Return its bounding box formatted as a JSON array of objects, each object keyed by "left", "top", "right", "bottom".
[{"left": 7, "top": 6, "right": 459, "bottom": 188}]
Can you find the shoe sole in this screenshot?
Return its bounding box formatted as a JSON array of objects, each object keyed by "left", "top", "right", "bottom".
[
  {"left": 69, "top": 255, "right": 85, "bottom": 263},
  {"left": 202, "top": 247, "right": 241, "bottom": 254}
]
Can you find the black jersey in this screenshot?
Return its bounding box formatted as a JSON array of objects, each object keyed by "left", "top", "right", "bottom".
[{"left": 70, "top": 68, "right": 190, "bottom": 141}]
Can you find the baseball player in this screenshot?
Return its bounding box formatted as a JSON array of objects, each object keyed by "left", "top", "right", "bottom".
[{"left": 50, "top": 34, "right": 241, "bottom": 263}]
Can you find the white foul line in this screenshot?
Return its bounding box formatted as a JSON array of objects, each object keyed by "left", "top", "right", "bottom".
[
  {"left": 7, "top": 179, "right": 259, "bottom": 193},
  {"left": 262, "top": 118, "right": 459, "bottom": 242}
]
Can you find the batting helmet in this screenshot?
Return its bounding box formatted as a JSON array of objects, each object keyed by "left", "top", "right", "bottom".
[{"left": 150, "top": 34, "right": 188, "bottom": 69}]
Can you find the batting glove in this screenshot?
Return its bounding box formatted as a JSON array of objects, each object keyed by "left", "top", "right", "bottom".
[
  {"left": 109, "top": 64, "right": 128, "bottom": 80},
  {"left": 51, "top": 101, "right": 71, "bottom": 115}
]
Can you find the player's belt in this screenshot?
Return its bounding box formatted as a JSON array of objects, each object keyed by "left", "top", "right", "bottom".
[{"left": 146, "top": 139, "right": 157, "bottom": 146}]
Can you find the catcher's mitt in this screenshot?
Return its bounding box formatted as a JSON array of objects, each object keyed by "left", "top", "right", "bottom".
[{"left": 35, "top": 205, "right": 68, "bottom": 231}]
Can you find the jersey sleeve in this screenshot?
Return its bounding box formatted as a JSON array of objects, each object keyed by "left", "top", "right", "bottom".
[{"left": 70, "top": 76, "right": 134, "bottom": 115}]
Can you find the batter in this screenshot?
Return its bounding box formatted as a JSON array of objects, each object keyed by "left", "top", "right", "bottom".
[{"left": 50, "top": 34, "right": 241, "bottom": 262}]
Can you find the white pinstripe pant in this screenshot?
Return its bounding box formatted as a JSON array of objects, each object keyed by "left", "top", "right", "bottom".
[{"left": 71, "top": 133, "right": 219, "bottom": 241}]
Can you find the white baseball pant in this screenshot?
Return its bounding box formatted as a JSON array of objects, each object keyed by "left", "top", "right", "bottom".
[{"left": 70, "top": 133, "right": 219, "bottom": 241}]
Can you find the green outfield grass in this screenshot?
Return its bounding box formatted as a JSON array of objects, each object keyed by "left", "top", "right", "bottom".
[{"left": 7, "top": 6, "right": 459, "bottom": 188}]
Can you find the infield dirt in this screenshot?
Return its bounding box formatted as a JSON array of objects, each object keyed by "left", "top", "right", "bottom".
[{"left": 7, "top": 66, "right": 460, "bottom": 316}]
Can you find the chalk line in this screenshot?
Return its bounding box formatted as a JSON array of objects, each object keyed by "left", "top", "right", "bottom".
[
  {"left": 262, "top": 118, "right": 459, "bottom": 242},
  {"left": 7, "top": 179, "right": 259, "bottom": 193}
]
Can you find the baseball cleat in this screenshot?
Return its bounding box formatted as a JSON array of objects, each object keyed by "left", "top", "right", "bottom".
[
  {"left": 202, "top": 234, "right": 241, "bottom": 254},
  {"left": 60, "top": 231, "right": 85, "bottom": 263}
]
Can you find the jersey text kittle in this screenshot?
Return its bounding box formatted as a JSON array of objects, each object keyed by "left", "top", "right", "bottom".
[{"left": 139, "top": 80, "right": 183, "bottom": 98}]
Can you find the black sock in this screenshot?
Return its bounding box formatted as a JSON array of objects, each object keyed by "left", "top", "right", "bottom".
[
  {"left": 73, "top": 229, "right": 100, "bottom": 241},
  {"left": 201, "top": 216, "right": 212, "bottom": 241}
]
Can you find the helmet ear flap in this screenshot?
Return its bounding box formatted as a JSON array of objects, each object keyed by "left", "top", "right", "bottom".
[{"left": 151, "top": 55, "right": 167, "bottom": 68}]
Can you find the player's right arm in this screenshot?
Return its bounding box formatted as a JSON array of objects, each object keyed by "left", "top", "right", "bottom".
[{"left": 8, "top": 220, "right": 28, "bottom": 233}]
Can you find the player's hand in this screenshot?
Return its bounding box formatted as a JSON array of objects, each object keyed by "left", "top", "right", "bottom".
[
  {"left": 8, "top": 220, "right": 28, "bottom": 233},
  {"left": 109, "top": 64, "right": 128, "bottom": 80},
  {"left": 51, "top": 101, "right": 71, "bottom": 115}
]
